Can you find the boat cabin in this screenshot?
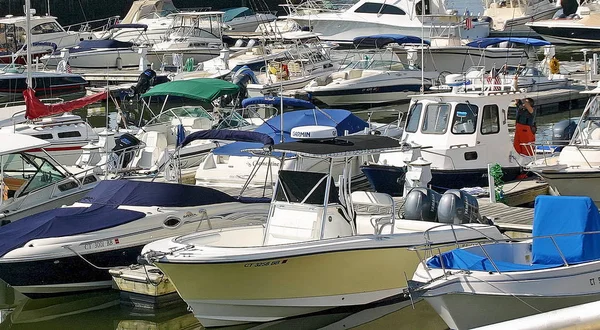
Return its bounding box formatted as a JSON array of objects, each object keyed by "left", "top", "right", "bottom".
[
  {"left": 163, "top": 12, "right": 224, "bottom": 45},
  {"left": 381, "top": 91, "right": 519, "bottom": 169}
]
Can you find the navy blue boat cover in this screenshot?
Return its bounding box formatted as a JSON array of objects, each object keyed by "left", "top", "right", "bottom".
[
  {"left": 213, "top": 109, "right": 369, "bottom": 156},
  {"left": 73, "top": 39, "right": 135, "bottom": 52},
  {"left": 427, "top": 195, "right": 600, "bottom": 272},
  {"left": 466, "top": 37, "right": 550, "bottom": 48},
  {"left": 353, "top": 34, "right": 430, "bottom": 48},
  {"left": 241, "top": 97, "right": 316, "bottom": 109},
  {"left": 180, "top": 130, "right": 275, "bottom": 148},
  {"left": 0, "top": 180, "right": 240, "bottom": 257}
]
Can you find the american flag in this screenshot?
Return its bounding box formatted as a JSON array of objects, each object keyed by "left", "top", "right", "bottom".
[
  {"left": 66, "top": 63, "right": 72, "bottom": 73},
  {"left": 486, "top": 75, "right": 502, "bottom": 90},
  {"left": 465, "top": 17, "right": 473, "bottom": 30}
]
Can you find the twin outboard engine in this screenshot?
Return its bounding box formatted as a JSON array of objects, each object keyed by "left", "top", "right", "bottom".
[
  {"left": 404, "top": 187, "right": 442, "bottom": 222},
  {"left": 403, "top": 188, "right": 481, "bottom": 224},
  {"left": 437, "top": 189, "right": 481, "bottom": 224}
]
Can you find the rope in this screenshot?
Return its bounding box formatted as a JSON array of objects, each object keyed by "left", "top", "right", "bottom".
[
  {"left": 142, "top": 264, "right": 164, "bottom": 287},
  {"left": 63, "top": 245, "right": 113, "bottom": 270},
  {"left": 489, "top": 163, "right": 505, "bottom": 202}
]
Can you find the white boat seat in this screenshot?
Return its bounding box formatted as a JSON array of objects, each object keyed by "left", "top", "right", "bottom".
[
  {"left": 132, "top": 131, "right": 168, "bottom": 169},
  {"left": 348, "top": 69, "right": 363, "bottom": 79},
  {"left": 351, "top": 191, "right": 395, "bottom": 235},
  {"left": 173, "top": 117, "right": 213, "bottom": 130},
  {"left": 287, "top": 61, "right": 302, "bottom": 76},
  {"left": 330, "top": 71, "right": 348, "bottom": 81}
]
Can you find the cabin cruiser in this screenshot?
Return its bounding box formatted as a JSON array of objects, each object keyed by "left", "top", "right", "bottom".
[
  {"left": 0, "top": 64, "right": 88, "bottom": 103},
  {"left": 305, "top": 34, "right": 439, "bottom": 106},
  {"left": 245, "top": 35, "right": 339, "bottom": 96},
  {"left": 222, "top": 7, "right": 277, "bottom": 32},
  {"left": 410, "top": 195, "right": 600, "bottom": 330},
  {"left": 528, "top": 85, "right": 600, "bottom": 207},
  {"left": 482, "top": 0, "right": 558, "bottom": 36},
  {"left": 0, "top": 179, "right": 272, "bottom": 297},
  {"left": 282, "top": 0, "right": 489, "bottom": 44},
  {"left": 0, "top": 133, "right": 100, "bottom": 223},
  {"left": 41, "top": 24, "right": 150, "bottom": 69},
  {"left": 107, "top": 0, "right": 178, "bottom": 44},
  {"left": 435, "top": 38, "right": 570, "bottom": 93},
  {"left": 361, "top": 88, "right": 530, "bottom": 196},
  {"left": 526, "top": 3, "right": 600, "bottom": 44},
  {"left": 0, "top": 12, "right": 96, "bottom": 64},
  {"left": 147, "top": 12, "right": 225, "bottom": 70},
  {"left": 141, "top": 132, "right": 505, "bottom": 327},
  {"left": 194, "top": 97, "right": 403, "bottom": 188}
]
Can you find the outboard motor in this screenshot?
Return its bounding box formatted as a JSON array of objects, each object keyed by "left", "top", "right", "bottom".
[
  {"left": 112, "top": 133, "right": 141, "bottom": 168},
  {"left": 229, "top": 65, "right": 258, "bottom": 105},
  {"left": 403, "top": 187, "right": 442, "bottom": 222},
  {"left": 437, "top": 189, "right": 481, "bottom": 224},
  {"left": 131, "top": 65, "right": 157, "bottom": 96},
  {"left": 552, "top": 118, "right": 577, "bottom": 142}
]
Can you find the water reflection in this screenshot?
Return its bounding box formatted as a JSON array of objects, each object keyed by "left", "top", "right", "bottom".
[{"left": 0, "top": 283, "right": 447, "bottom": 330}]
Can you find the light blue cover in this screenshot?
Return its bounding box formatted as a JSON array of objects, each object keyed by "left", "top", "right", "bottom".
[
  {"left": 532, "top": 195, "right": 600, "bottom": 265},
  {"left": 426, "top": 248, "right": 560, "bottom": 272},
  {"left": 213, "top": 109, "right": 368, "bottom": 156}
]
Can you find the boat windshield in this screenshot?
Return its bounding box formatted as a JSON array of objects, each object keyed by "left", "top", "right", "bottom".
[
  {"left": 351, "top": 59, "right": 406, "bottom": 71},
  {"left": 275, "top": 170, "right": 338, "bottom": 205},
  {"left": 573, "top": 95, "right": 600, "bottom": 143},
  {"left": 1, "top": 152, "right": 66, "bottom": 198},
  {"left": 146, "top": 106, "right": 214, "bottom": 126}
]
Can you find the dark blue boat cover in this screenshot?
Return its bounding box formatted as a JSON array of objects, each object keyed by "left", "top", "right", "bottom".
[
  {"left": 241, "top": 97, "right": 316, "bottom": 109},
  {"left": 427, "top": 195, "right": 600, "bottom": 272},
  {"left": 213, "top": 109, "right": 369, "bottom": 156},
  {"left": 74, "top": 39, "right": 135, "bottom": 51},
  {"left": 0, "top": 180, "right": 243, "bottom": 257},
  {"left": 466, "top": 37, "right": 550, "bottom": 48},
  {"left": 25, "top": 42, "right": 58, "bottom": 51},
  {"left": 80, "top": 180, "right": 238, "bottom": 207},
  {"left": 108, "top": 23, "right": 149, "bottom": 30},
  {"left": 0, "top": 204, "right": 145, "bottom": 257},
  {"left": 180, "top": 130, "right": 274, "bottom": 148},
  {"left": 353, "top": 34, "right": 430, "bottom": 48}
]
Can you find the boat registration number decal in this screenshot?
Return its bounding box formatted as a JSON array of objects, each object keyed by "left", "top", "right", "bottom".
[
  {"left": 82, "top": 238, "right": 120, "bottom": 250},
  {"left": 244, "top": 259, "right": 288, "bottom": 268}
]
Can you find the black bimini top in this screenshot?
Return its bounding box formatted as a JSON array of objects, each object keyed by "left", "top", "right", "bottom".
[{"left": 271, "top": 135, "right": 402, "bottom": 158}]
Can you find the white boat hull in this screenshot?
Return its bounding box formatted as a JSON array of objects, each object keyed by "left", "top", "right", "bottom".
[{"left": 43, "top": 50, "right": 141, "bottom": 69}]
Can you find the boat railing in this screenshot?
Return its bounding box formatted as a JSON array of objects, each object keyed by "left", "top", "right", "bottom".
[
  {"left": 63, "top": 16, "right": 121, "bottom": 34},
  {"left": 410, "top": 226, "right": 600, "bottom": 282},
  {"left": 280, "top": 0, "right": 354, "bottom": 15}
]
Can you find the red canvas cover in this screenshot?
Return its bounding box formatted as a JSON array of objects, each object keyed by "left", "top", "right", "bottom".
[{"left": 24, "top": 88, "right": 107, "bottom": 120}]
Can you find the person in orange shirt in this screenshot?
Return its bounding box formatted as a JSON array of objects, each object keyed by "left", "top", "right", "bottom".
[{"left": 513, "top": 97, "right": 536, "bottom": 156}]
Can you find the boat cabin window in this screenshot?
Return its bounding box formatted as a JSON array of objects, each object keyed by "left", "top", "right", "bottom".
[
  {"left": 1, "top": 153, "right": 66, "bottom": 197},
  {"left": 405, "top": 102, "right": 423, "bottom": 133},
  {"left": 452, "top": 103, "right": 479, "bottom": 135},
  {"left": 416, "top": 0, "right": 431, "bottom": 15},
  {"left": 275, "top": 170, "right": 339, "bottom": 205},
  {"left": 355, "top": 3, "right": 406, "bottom": 15},
  {"left": 31, "top": 22, "right": 64, "bottom": 35},
  {"left": 422, "top": 103, "right": 450, "bottom": 134},
  {"left": 0, "top": 23, "right": 26, "bottom": 52},
  {"left": 481, "top": 105, "right": 500, "bottom": 135},
  {"left": 32, "top": 133, "right": 53, "bottom": 140},
  {"left": 57, "top": 131, "right": 82, "bottom": 138}
]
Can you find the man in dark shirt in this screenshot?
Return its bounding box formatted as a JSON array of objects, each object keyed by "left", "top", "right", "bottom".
[{"left": 513, "top": 97, "right": 536, "bottom": 156}]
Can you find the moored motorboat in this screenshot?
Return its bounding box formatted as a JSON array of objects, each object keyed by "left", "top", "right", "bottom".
[
  {"left": 222, "top": 7, "right": 277, "bottom": 33},
  {"left": 528, "top": 84, "right": 600, "bottom": 206},
  {"left": 360, "top": 88, "right": 529, "bottom": 196},
  {"left": 142, "top": 133, "right": 505, "bottom": 327},
  {"left": 526, "top": 5, "right": 600, "bottom": 44},
  {"left": 483, "top": 0, "right": 558, "bottom": 36},
  {"left": 305, "top": 34, "right": 439, "bottom": 106},
  {"left": 410, "top": 195, "right": 600, "bottom": 330},
  {"left": 0, "top": 179, "right": 272, "bottom": 297}
]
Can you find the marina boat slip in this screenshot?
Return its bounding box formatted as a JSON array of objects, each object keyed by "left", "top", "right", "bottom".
[
  {"left": 361, "top": 88, "right": 529, "bottom": 196},
  {"left": 282, "top": 0, "right": 489, "bottom": 44},
  {"left": 528, "top": 84, "right": 600, "bottom": 207},
  {"left": 305, "top": 34, "right": 439, "bottom": 106},
  {"left": 142, "top": 132, "right": 504, "bottom": 327},
  {"left": 0, "top": 179, "right": 271, "bottom": 297},
  {"left": 410, "top": 195, "right": 600, "bottom": 330},
  {"left": 0, "top": 133, "right": 100, "bottom": 223}
]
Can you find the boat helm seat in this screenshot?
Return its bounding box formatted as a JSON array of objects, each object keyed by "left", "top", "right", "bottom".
[
  {"left": 132, "top": 131, "right": 168, "bottom": 170},
  {"left": 348, "top": 69, "right": 363, "bottom": 79},
  {"left": 351, "top": 191, "right": 396, "bottom": 235}
]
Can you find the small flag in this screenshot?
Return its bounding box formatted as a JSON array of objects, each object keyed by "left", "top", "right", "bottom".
[
  {"left": 465, "top": 17, "right": 473, "bottom": 30},
  {"left": 66, "top": 63, "right": 72, "bottom": 73}
]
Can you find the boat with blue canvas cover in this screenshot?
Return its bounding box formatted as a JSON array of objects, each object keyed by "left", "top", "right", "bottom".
[
  {"left": 193, "top": 96, "right": 403, "bottom": 187},
  {"left": 0, "top": 179, "right": 272, "bottom": 297},
  {"left": 410, "top": 195, "right": 600, "bottom": 330},
  {"left": 304, "top": 34, "right": 440, "bottom": 106}
]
